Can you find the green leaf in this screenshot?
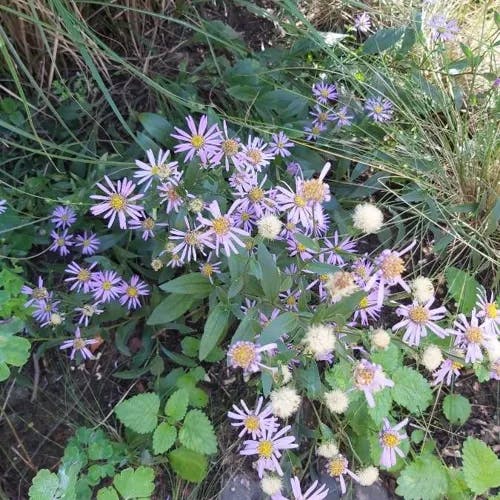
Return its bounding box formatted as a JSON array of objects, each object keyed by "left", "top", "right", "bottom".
[
  {"left": 168, "top": 447, "right": 208, "bottom": 483},
  {"left": 179, "top": 409, "right": 217, "bottom": 455},
  {"left": 226, "top": 85, "right": 259, "bottom": 102},
  {"left": 445, "top": 267, "right": 479, "bottom": 314},
  {"left": 462, "top": 437, "right": 500, "bottom": 494},
  {"left": 293, "top": 232, "right": 320, "bottom": 252},
  {"left": 391, "top": 367, "right": 432, "bottom": 413},
  {"left": 199, "top": 304, "right": 230, "bottom": 360},
  {"left": 113, "top": 467, "right": 155, "bottom": 499},
  {"left": 96, "top": 487, "right": 119, "bottom": 500},
  {"left": 159, "top": 273, "right": 212, "bottom": 297},
  {"left": 138, "top": 113, "right": 172, "bottom": 146},
  {"left": 259, "top": 312, "right": 298, "bottom": 344},
  {"left": 0, "top": 362, "right": 10, "bottom": 381},
  {"left": 363, "top": 27, "right": 405, "bottom": 54},
  {"left": 29, "top": 470, "right": 60, "bottom": 500},
  {"left": 443, "top": 394, "right": 471, "bottom": 425},
  {"left": 446, "top": 468, "right": 470, "bottom": 500},
  {"left": 368, "top": 389, "right": 393, "bottom": 425},
  {"left": 371, "top": 343, "right": 402, "bottom": 374},
  {"left": 305, "top": 262, "right": 340, "bottom": 275},
  {"left": 146, "top": 294, "right": 194, "bottom": 325},
  {"left": 115, "top": 393, "right": 160, "bottom": 434},
  {"left": 325, "top": 359, "right": 352, "bottom": 391},
  {"left": 153, "top": 422, "right": 177, "bottom": 454},
  {"left": 257, "top": 243, "right": 280, "bottom": 301},
  {"left": 396, "top": 456, "right": 448, "bottom": 500},
  {"left": 164, "top": 389, "right": 189, "bottom": 423}
]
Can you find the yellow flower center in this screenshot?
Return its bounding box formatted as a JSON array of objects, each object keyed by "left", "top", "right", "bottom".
[
  {"left": 151, "top": 165, "right": 160, "bottom": 175},
  {"left": 241, "top": 212, "right": 250, "bottom": 221},
  {"left": 380, "top": 254, "right": 405, "bottom": 279},
  {"left": 244, "top": 415, "right": 260, "bottom": 432},
  {"left": 142, "top": 218, "right": 155, "bottom": 230},
  {"left": 201, "top": 263, "right": 213, "bottom": 277},
  {"left": 57, "top": 238, "right": 65, "bottom": 247},
  {"left": 294, "top": 195, "right": 306, "bottom": 208},
  {"left": 77, "top": 269, "right": 91, "bottom": 282},
  {"left": 355, "top": 365, "right": 374, "bottom": 386},
  {"left": 359, "top": 297, "right": 369, "bottom": 309},
  {"left": 297, "top": 243, "right": 306, "bottom": 252},
  {"left": 212, "top": 217, "right": 231, "bottom": 236},
  {"left": 231, "top": 344, "right": 256, "bottom": 368},
  {"left": 486, "top": 303, "right": 497, "bottom": 319},
  {"left": 318, "top": 112, "right": 328, "bottom": 122},
  {"left": 110, "top": 193, "right": 127, "bottom": 211},
  {"left": 82, "top": 239, "right": 91, "bottom": 247},
  {"left": 82, "top": 305, "right": 95, "bottom": 316},
  {"left": 320, "top": 88, "right": 329, "bottom": 97},
  {"left": 286, "top": 222, "right": 296, "bottom": 231},
  {"left": 465, "top": 326, "right": 483, "bottom": 343},
  {"left": 451, "top": 360, "right": 463, "bottom": 370},
  {"left": 247, "top": 149, "right": 263, "bottom": 165},
  {"left": 311, "top": 125, "right": 321, "bottom": 135},
  {"left": 102, "top": 281, "right": 112, "bottom": 291},
  {"left": 373, "top": 104, "right": 383, "bottom": 114},
  {"left": 382, "top": 432, "right": 400, "bottom": 448},
  {"left": 320, "top": 274, "right": 329, "bottom": 282},
  {"left": 327, "top": 457, "right": 346, "bottom": 477},
  {"left": 33, "top": 287, "right": 48, "bottom": 300},
  {"left": 190, "top": 134, "right": 205, "bottom": 149},
  {"left": 257, "top": 440, "right": 273, "bottom": 459},
  {"left": 286, "top": 296, "right": 296, "bottom": 306},
  {"left": 409, "top": 305, "right": 429, "bottom": 324},
  {"left": 222, "top": 139, "right": 239, "bottom": 156},
  {"left": 74, "top": 338, "right": 86, "bottom": 350},
  {"left": 185, "top": 231, "right": 200, "bottom": 246},
  {"left": 127, "top": 286, "right": 138, "bottom": 298},
  {"left": 301, "top": 179, "right": 326, "bottom": 203},
  {"left": 248, "top": 187, "right": 264, "bottom": 203}
]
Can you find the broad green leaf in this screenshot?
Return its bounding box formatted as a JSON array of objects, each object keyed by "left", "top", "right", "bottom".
[
  {"left": 168, "top": 447, "right": 208, "bottom": 483},
  {"left": 231, "top": 309, "right": 260, "bottom": 342},
  {"left": 0, "top": 317, "right": 24, "bottom": 336},
  {"left": 29, "top": 470, "right": 59, "bottom": 500},
  {"left": 96, "top": 487, "right": 119, "bottom": 500},
  {"left": 391, "top": 367, "right": 432, "bottom": 413},
  {"left": 259, "top": 312, "right": 297, "bottom": 344},
  {"left": 146, "top": 294, "right": 194, "bottom": 325},
  {"left": 443, "top": 394, "right": 471, "bottom": 425},
  {"left": 368, "top": 389, "right": 393, "bottom": 425},
  {"left": 446, "top": 468, "right": 470, "bottom": 500},
  {"left": 159, "top": 273, "right": 212, "bottom": 297},
  {"left": 305, "top": 262, "right": 340, "bottom": 275},
  {"left": 363, "top": 27, "right": 405, "bottom": 54},
  {"left": 462, "top": 437, "right": 500, "bottom": 494},
  {"left": 371, "top": 343, "right": 402, "bottom": 374},
  {"left": 113, "top": 467, "right": 155, "bottom": 499},
  {"left": 153, "top": 423, "right": 177, "bottom": 454},
  {"left": 0, "top": 362, "right": 10, "bottom": 381},
  {"left": 115, "top": 393, "right": 160, "bottom": 434},
  {"left": 164, "top": 389, "right": 189, "bottom": 423},
  {"left": 257, "top": 243, "right": 280, "bottom": 301},
  {"left": 314, "top": 291, "right": 365, "bottom": 324},
  {"left": 444, "top": 267, "right": 479, "bottom": 314},
  {"left": 295, "top": 361, "right": 322, "bottom": 398},
  {"left": 179, "top": 409, "right": 217, "bottom": 455},
  {"left": 325, "top": 359, "right": 352, "bottom": 391},
  {"left": 138, "top": 113, "right": 172, "bottom": 145},
  {"left": 293, "top": 232, "right": 320, "bottom": 252},
  {"left": 396, "top": 456, "right": 448, "bottom": 499},
  {"left": 199, "top": 304, "right": 230, "bottom": 360}
]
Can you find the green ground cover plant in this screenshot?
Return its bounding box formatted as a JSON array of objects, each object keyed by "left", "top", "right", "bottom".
[{"left": 0, "top": 0, "right": 498, "bottom": 498}]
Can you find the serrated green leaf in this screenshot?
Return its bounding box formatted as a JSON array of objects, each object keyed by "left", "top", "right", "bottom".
[
  {"left": 96, "top": 487, "right": 119, "bottom": 500},
  {"left": 113, "top": 466, "right": 155, "bottom": 499},
  {"left": 115, "top": 393, "right": 160, "bottom": 434},
  {"left": 391, "top": 367, "right": 432, "bottom": 413},
  {"left": 443, "top": 394, "right": 471, "bottom": 425},
  {"left": 199, "top": 304, "right": 230, "bottom": 360},
  {"left": 462, "top": 437, "right": 500, "bottom": 494},
  {"left": 445, "top": 267, "right": 479, "bottom": 314},
  {"left": 0, "top": 362, "right": 10, "bottom": 381},
  {"left": 29, "top": 470, "right": 60, "bottom": 500},
  {"left": 368, "top": 389, "right": 392, "bottom": 425},
  {"left": 259, "top": 312, "right": 297, "bottom": 344},
  {"left": 153, "top": 423, "right": 177, "bottom": 454},
  {"left": 179, "top": 409, "right": 217, "bottom": 455},
  {"left": 371, "top": 343, "right": 402, "bottom": 374},
  {"left": 159, "top": 273, "right": 212, "bottom": 297},
  {"left": 396, "top": 456, "right": 448, "bottom": 499},
  {"left": 164, "top": 389, "right": 189, "bottom": 423},
  {"left": 325, "top": 359, "right": 352, "bottom": 391},
  {"left": 168, "top": 447, "right": 208, "bottom": 483},
  {"left": 446, "top": 468, "right": 470, "bottom": 500},
  {"left": 146, "top": 294, "right": 194, "bottom": 325}
]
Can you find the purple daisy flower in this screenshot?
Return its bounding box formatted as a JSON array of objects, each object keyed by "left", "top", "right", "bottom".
[
  {"left": 432, "top": 358, "right": 463, "bottom": 386},
  {"left": 489, "top": 359, "right": 500, "bottom": 381},
  {"left": 171, "top": 115, "right": 222, "bottom": 162},
  {"left": 75, "top": 231, "right": 100, "bottom": 255},
  {"left": 64, "top": 261, "right": 98, "bottom": 293},
  {"left": 51, "top": 205, "right": 77, "bottom": 229},
  {"left": 241, "top": 135, "right": 275, "bottom": 172},
  {"left": 476, "top": 289, "right": 499, "bottom": 336},
  {"left": 354, "top": 12, "right": 371, "bottom": 33},
  {"left": 32, "top": 296, "right": 60, "bottom": 325},
  {"left": 427, "top": 15, "right": 459, "bottom": 42},
  {"left": 304, "top": 122, "right": 326, "bottom": 141},
  {"left": 227, "top": 341, "right": 277, "bottom": 374},
  {"left": 199, "top": 257, "right": 221, "bottom": 284},
  {"left": 240, "top": 425, "right": 298, "bottom": 478},
  {"left": 158, "top": 183, "right": 183, "bottom": 214},
  {"left": 227, "top": 397, "right": 278, "bottom": 439},
  {"left": 287, "top": 235, "right": 316, "bottom": 260},
  {"left": 0, "top": 200, "right": 7, "bottom": 214},
  {"left": 269, "top": 131, "right": 294, "bottom": 158},
  {"left": 117, "top": 275, "right": 149, "bottom": 310},
  {"left": 393, "top": 298, "right": 448, "bottom": 346},
  {"left": 334, "top": 106, "right": 353, "bottom": 127},
  {"left": 323, "top": 231, "right": 357, "bottom": 266},
  {"left": 312, "top": 81, "right": 338, "bottom": 104},
  {"left": 49, "top": 229, "right": 74, "bottom": 256},
  {"left": 169, "top": 217, "right": 211, "bottom": 262},
  {"left": 286, "top": 162, "right": 302, "bottom": 176},
  {"left": 90, "top": 270, "right": 121, "bottom": 303},
  {"left": 197, "top": 200, "right": 249, "bottom": 256},
  {"left": 351, "top": 256, "right": 375, "bottom": 288},
  {"left": 90, "top": 176, "right": 144, "bottom": 229},
  {"left": 129, "top": 216, "right": 167, "bottom": 241},
  {"left": 21, "top": 276, "right": 49, "bottom": 306},
  {"left": 59, "top": 327, "right": 98, "bottom": 360},
  {"left": 452, "top": 310, "right": 492, "bottom": 364},
  {"left": 351, "top": 288, "right": 381, "bottom": 325},
  {"left": 210, "top": 120, "right": 246, "bottom": 171},
  {"left": 325, "top": 454, "right": 359, "bottom": 495},
  {"left": 365, "top": 97, "right": 394, "bottom": 123},
  {"left": 233, "top": 175, "right": 276, "bottom": 219},
  {"left": 379, "top": 418, "right": 408, "bottom": 468},
  {"left": 275, "top": 178, "right": 313, "bottom": 228},
  {"left": 133, "top": 149, "right": 180, "bottom": 191},
  {"left": 354, "top": 359, "right": 394, "bottom": 407},
  {"left": 290, "top": 476, "right": 329, "bottom": 500},
  {"left": 310, "top": 105, "right": 335, "bottom": 126},
  {"left": 233, "top": 205, "right": 258, "bottom": 232},
  {"left": 279, "top": 289, "right": 301, "bottom": 311},
  {"left": 74, "top": 303, "right": 104, "bottom": 326}
]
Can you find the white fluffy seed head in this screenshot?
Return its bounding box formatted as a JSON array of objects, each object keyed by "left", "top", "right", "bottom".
[
  {"left": 303, "top": 324, "right": 336, "bottom": 357},
  {"left": 261, "top": 475, "right": 283, "bottom": 495},
  {"left": 257, "top": 215, "right": 282, "bottom": 240},
  {"left": 317, "top": 441, "right": 339, "bottom": 458},
  {"left": 49, "top": 313, "right": 63, "bottom": 326},
  {"left": 324, "top": 389, "right": 349, "bottom": 414},
  {"left": 325, "top": 271, "right": 358, "bottom": 302},
  {"left": 151, "top": 258, "right": 163, "bottom": 271},
  {"left": 352, "top": 203, "right": 384, "bottom": 234},
  {"left": 421, "top": 344, "right": 443, "bottom": 371},
  {"left": 188, "top": 197, "right": 204, "bottom": 213},
  {"left": 372, "top": 328, "right": 391, "bottom": 350},
  {"left": 485, "top": 337, "right": 500, "bottom": 361},
  {"left": 356, "top": 466, "right": 379, "bottom": 486},
  {"left": 412, "top": 276, "right": 435, "bottom": 303},
  {"left": 274, "top": 364, "right": 292, "bottom": 385},
  {"left": 270, "top": 386, "right": 301, "bottom": 419}
]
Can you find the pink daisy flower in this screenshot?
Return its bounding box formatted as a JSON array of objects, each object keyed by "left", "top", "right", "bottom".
[
  {"left": 275, "top": 178, "right": 313, "bottom": 228},
  {"left": 59, "top": 327, "right": 98, "bottom": 360},
  {"left": 354, "top": 359, "right": 394, "bottom": 407},
  {"left": 90, "top": 176, "right": 144, "bottom": 229},
  {"left": 432, "top": 357, "right": 463, "bottom": 386},
  {"left": 241, "top": 135, "right": 275, "bottom": 172},
  {"left": 227, "top": 397, "right": 278, "bottom": 439},
  {"left": 158, "top": 183, "right": 183, "bottom": 214},
  {"left": 325, "top": 454, "right": 359, "bottom": 495},
  {"left": 210, "top": 120, "right": 246, "bottom": 170},
  {"left": 117, "top": 275, "right": 149, "bottom": 310},
  {"left": 379, "top": 418, "right": 408, "bottom": 468},
  {"left": 227, "top": 341, "right": 277, "bottom": 374},
  {"left": 452, "top": 310, "right": 492, "bottom": 364}
]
